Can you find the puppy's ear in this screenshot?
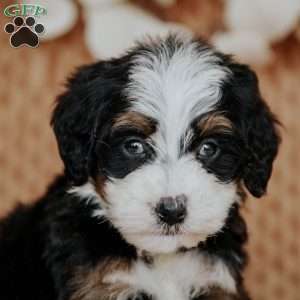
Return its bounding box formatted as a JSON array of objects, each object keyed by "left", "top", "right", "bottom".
[
  {"left": 51, "top": 61, "right": 125, "bottom": 185},
  {"left": 243, "top": 101, "right": 280, "bottom": 197},
  {"left": 227, "top": 64, "right": 280, "bottom": 197}
]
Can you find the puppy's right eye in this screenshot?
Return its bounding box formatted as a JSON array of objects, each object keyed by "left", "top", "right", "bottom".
[{"left": 123, "top": 138, "right": 146, "bottom": 158}]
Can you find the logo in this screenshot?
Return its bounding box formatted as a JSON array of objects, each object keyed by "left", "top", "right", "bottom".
[
  {"left": 3, "top": 4, "right": 47, "bottom": 48},
  {"left": 4, "top": 4, "right": 46, "bottom": 17}
]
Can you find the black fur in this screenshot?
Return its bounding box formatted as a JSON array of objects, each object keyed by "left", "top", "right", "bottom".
[
  {"left": 0, "top": 177, "right": 137, "bottom": 300},
  {"left": 0, "top": 35, "right": 280, "bottom": 300},
  {"left": 51, "top": 58, "right": 132, "bottom": 185},
  {"left": 218, "top": 62, "right": 280, "bottom": 197}
]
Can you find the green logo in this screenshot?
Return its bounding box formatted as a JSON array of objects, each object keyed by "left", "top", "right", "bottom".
[
  {"left": 3, "top": 4, "right": 47, "bottom": 48},
  {"left": 4, "top": 4, "right": 47, "bottom": 18}
]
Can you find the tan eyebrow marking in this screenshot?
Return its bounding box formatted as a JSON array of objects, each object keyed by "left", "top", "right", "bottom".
[
  {"left": 113, "top": 112, "right": 156, "bottom": 136},
  {"left": 197, "top": 112, "right": 233, "bottom": 135}
]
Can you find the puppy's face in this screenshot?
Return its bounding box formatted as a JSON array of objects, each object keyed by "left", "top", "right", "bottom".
[{"left": 53, "top": 35, "right": 280, "bottom": 253}]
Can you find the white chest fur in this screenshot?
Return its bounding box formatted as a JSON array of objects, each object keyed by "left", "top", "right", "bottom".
[{"left": 103, "top": 250, "right": 236, "bottom": 300}]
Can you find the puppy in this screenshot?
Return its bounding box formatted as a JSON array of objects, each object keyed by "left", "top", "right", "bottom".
[{"left": 0, "top": 34, "right": 280, "bottom": 300}]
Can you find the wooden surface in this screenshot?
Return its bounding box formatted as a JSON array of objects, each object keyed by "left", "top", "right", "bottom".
[{"left": 0, "top": 1, "right": 299, "bottom": 300}]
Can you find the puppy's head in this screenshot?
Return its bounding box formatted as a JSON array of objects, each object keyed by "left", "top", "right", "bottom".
[{"left": 52, "top": 35, "right": 280, "bottom": 253}]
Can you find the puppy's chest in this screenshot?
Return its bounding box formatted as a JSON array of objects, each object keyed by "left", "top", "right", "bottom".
[{"left": 103, "top": 251, "right": 236, "bottom": 300}]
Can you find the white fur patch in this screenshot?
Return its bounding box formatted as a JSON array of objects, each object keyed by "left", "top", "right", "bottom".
[
  {"left": 105, "top": 155, "right": 238, "bottom": 253},
  {"left": 68, "top": 182, "right": 107, "bottom": 218},
  {"left": 104, "top": 250, "right": 236, "bottom": 300},
  {"left": 127, "top": 35, "right": 230, "bottom": 159}
]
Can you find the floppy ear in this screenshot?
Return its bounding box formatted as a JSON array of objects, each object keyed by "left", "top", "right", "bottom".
[
  {"left": 227, "top": 64, "right": 280, "bottom": 197},
  {"left": 51, "top": 61, "right": 126, "bottom": 185},
  {"left": 243, "top": 101, "right": 280, "bottom": 197}
]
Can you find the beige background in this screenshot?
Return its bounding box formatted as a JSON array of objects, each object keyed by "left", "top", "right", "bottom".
[{"left": 0, "top": 1, "right": 299, "bottom": 300}]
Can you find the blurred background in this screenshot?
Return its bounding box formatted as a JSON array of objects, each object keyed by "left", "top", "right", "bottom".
[{"left": 0, "top": 1, "right": 299, "bottom": 299}]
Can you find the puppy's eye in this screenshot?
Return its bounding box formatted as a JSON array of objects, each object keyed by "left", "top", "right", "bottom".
[
  {"left": 198, "top": 140, "right": 219, "bottom": 159},
  {"left": 123, "top": 139, "right": 146, "bottom": 157}
]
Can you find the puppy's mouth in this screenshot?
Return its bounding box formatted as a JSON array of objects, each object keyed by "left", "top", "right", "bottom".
[
  {"left": 159, "top": 223, "right": 183, "bottom": 236},
  {"left": 124, "top": 231, "right": 204, "bottom": 253},
  {"left": 127, "top": 224, "right": 202, "bottom": 239}
]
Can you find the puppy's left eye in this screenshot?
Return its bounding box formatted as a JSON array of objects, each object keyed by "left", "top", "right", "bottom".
[
  {"left": 123, "top": 138, "right": 146, "bottom": 157},
  {"left": 197, "top": 139, "right": 219, "bottom": 159}
]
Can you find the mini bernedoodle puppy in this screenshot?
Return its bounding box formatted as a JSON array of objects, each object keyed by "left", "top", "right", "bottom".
[{"left": 0, "top": 34, "right": 280, "bottom": 300}]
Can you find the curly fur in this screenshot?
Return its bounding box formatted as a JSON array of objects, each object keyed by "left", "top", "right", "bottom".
[{"left": 0, "top": 34, "right": 280, "bottom": 300}]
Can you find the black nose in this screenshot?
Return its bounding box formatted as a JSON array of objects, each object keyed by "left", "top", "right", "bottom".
[{"left": 156, "top": 194, "right": 187, "bottom": 226}]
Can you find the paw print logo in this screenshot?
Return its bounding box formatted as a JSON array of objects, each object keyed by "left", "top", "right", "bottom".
[{"left": 4, "top": 16, "right": 44, "bottom": 48}]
